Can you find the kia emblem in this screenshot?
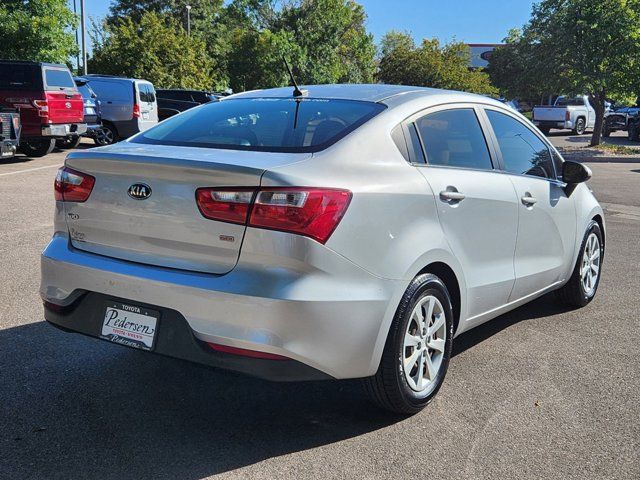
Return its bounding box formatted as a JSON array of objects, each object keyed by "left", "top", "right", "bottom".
[
  {"left": 128, "top": 183, "right": 152, "bottom": 200},
  {"left": 65, "top": 102, "right": 72, "bottom": 109}
]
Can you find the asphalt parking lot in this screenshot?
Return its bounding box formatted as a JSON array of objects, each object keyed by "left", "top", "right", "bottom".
[{"left": 1, "top": 137, "right": 638, "bottom": 479}]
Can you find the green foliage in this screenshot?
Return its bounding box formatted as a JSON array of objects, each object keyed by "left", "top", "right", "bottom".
[
  {"left": 89, "top": 12, "right": 219, "bottom": 90},
  {"left": 488, "top": 0, "right": 640, "bottom": 145},
  {"left": 0, "top": 0, "right": 77, "bottom": 63},
  {"left": 377, "top": 31, "right": 498, "bottom": 95},
  {"left": 224, "top": 0, "right": 376, "bottom": 91}
]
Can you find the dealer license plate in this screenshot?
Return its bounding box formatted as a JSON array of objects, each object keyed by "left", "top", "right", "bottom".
[{"left": 100, "top": 302, "right": 159, "bottom": 351}]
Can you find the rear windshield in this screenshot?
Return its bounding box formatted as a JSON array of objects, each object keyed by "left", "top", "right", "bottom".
[
  {"left": 44, "top": 68, "right": 75, "bottom": 89},
  {"left": 556, "top": 96, "right": 584, "bottom": 106},
  {"left": 0, "top": 64, "right": 43, "bottom": 90},
  {"left": 138, "top": 83, "right": 156, "bottom": 103},
  {"left": 75, "top": 83, "right": 94, "bottom": 99},
  {"left": 131, "top": 97, "right": 386, "bottom": 152}
]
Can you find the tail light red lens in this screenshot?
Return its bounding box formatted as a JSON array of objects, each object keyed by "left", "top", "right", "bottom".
[
  {"left": 195, "top": 188, "right": 255, "bottom": 224},
  {"left": 195, "top": 186, "right": 351, "bottom": 244},
  {"left": 565, "top": 110, "right": 571, "bottom": 121},
  {"left": 54, "top": 166, "right": 95, "bottom": 202},
  {"left": 32, "top": 99, "right": 49, "bottom": 118},
  {"left": 249, "top": 188, "right": 351, "bottom": 244},
  {"left": 132, "top": 103, "right": 141, "bottom": 118}
]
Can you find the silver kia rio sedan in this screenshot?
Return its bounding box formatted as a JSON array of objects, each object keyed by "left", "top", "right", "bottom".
[{"left": 41, "top": 84, "right": 604, "bottom": 413}]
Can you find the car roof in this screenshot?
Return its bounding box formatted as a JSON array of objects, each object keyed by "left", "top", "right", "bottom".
[
  {"left": 83, "top": 75, "right": 152, "bottom": 84},
  {"left": 0, "top": 59, "right": 67, "bottom": 68},
  {"left": 225, "top": 83, "right": 496, "bottom": 106}
]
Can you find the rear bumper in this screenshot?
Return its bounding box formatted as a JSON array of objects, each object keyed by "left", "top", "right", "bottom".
[
  {"left": 42, "top": 123, "right": 87, "bottom": 137},
  {"left": 533, "top": 120, "right": 568, "bottom": 129},
  {"left": 45, "top": 292, "right": 331, "bottom": 381},
  {"left": 40, "top": 233, "right": 401, "bottom": 380}
]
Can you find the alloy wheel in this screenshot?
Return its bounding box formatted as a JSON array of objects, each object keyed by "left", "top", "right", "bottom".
[
  {"left": 581, "top": 232, "right": 601, "bottom": 296},
  {"left": 403, "top": 295, "right": 446, "bottom": 392}
]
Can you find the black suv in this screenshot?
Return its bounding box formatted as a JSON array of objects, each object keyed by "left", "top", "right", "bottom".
[{"left": 156, "top": 89, "right": 219, "bottom": 121}]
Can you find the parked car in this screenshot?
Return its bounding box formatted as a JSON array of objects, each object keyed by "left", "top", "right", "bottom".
[
  {"left": 533, "top": 95, "right": 596, "bottom": 135},
  {"left": 42, "top": 84, "right": 604, "bottom": 414},
  {"left": 156, "top": 89, "right": 218, "bottom": 121},
  {"left": 54, "top": 77, "right": 102, "bottom": 149},
  {"left": 0, "top": 107, "right": 21, "bottom": 160},
  {"left": 82, "top": 75, "right": 158, "bottom": 143},
  {"left": 627, "top": 111, "right": 640, "bottom": 141},
  {"left": 0, "top": 60, "right": 86, "bottom": 157},
  {"left": 603, "top": 105, "right": 640, "bottom": 137}
]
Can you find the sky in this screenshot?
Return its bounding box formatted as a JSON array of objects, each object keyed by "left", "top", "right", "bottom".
[{"left": 69, "top": 0, "right": 537, "bottom": 47}]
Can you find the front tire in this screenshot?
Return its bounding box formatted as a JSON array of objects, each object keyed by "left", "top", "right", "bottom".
[
  {"left": 556, "top": 221, "right": 603, "bottom": 308},
  {"left": 365, "top": 274, "right": 454, "bottom": 414},
  {"left": 18, "top": 138, "right": 55, "bottom": 157}
]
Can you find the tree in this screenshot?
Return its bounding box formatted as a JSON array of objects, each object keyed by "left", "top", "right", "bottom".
[
  {"left": 273, "top": 0, "right": 377, "bottom": 84},
  {"left": 0, "top": 0, "right": 76, "bottom": 63},
  {"left": 223, "top": 0, "right": 376, "bottom": 91},
  {"left": 89, "top": 12, "right": 219, "bottom": 90},
  {"left": 377, "top": 32, "right": 497, "bottom": 96},
  {"left": 489, "top": 0, "right": 640, "bottom": 146}
]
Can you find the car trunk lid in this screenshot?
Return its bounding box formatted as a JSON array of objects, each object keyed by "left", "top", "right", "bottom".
[{"left": 63, "top": 143, "right": 311, "bottom": 274}]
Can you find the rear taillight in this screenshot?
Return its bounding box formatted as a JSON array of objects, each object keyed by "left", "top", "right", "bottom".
[
  {"left": 565, "top": 110, "right": 571, "bottom": 121},
  {"left": 195, "top": 187, "right": 351, "bottom": 244},
  {"left": 195, "top": 188, "right": 255, "bottom": 225},
  {"left": 54, "top": 166, "right": 95, "bottom": 202},
  {"left": 11, "top": 115, "right": 20, "bottom": 131},
  {"left": 132, "top": 103, "right": 141, "bottom": 118},
  {"left": 32, "top": 99, "right": 49, "bottom": 118},
  {"left": 250, "top": 188, "right": 351, "bottom": 244}
]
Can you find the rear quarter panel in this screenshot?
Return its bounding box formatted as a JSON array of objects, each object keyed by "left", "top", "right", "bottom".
[{"left": 260, "top": 103, "right": 470, "bottom": 372}]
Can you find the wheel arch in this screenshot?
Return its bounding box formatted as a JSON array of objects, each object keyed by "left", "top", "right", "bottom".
[{"left": 417, "top": 262, "right": 461, "bottom": 335}]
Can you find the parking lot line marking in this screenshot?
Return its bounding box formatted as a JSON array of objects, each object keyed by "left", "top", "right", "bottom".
[{"left": 0, "top": 164, "right": 61, "bottom": 177}]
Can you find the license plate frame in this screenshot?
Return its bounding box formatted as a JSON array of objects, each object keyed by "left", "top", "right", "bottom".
[{"left": 100, "top": 301, "right": 160, "bottom": 351}]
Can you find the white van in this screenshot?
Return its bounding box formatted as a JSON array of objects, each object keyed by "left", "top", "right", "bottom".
[{"left": 84, "top": 75, "right": 158, "bottom": 143}]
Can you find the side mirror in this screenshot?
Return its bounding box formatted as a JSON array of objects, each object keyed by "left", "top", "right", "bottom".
[{"left": 562, "top": 160, "right": 592, "bottom": 196}]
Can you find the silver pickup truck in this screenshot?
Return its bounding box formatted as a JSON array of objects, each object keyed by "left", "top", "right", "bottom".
[{"left": 533, "top": 95, "right": 595, "bottom": 135}]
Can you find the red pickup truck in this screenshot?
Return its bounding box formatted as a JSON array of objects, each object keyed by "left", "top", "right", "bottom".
[{"left": 0, "top": 60, "right": 86, "bottom": 157}]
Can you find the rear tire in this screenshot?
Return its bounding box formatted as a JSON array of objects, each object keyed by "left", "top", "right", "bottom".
[
  {"left": 94, "top": 123, "right": 117, "bottom": 146},
  {"left": 55, "top": 136, "right": 82, "bottom": 149},
  {"left": 628, "top": 124, "right": 639, "bottom": 142},
  {"left": 364, "top": 274, "right": 454, "bottom": 415},
  {"left": 18, "top": 138, "right": 55, "bottom": 157},
  {"left": 539, "top": 126, "right": 551, "bottom": 135},
  {"left": 573, "top": 117, "right": 586, "bottom": 135},
  {"left": 556, "top": 221, "right": 603, "bottom": 308}
]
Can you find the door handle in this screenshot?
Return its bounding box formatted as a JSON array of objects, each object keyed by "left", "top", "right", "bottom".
[
  {"left": 521, "top": 194, "right": 537, "bottom": 206},
  {"left": 439, "top": 190, "right": 466, "bottom": 202}
]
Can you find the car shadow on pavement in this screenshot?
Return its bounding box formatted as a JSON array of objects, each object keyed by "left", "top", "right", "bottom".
[
  {"left": 453, "top": 292, "right": 573, "bottom": 357},
  {"left": 0, "top": 321, "right": 400, "bottom": 479},
  {"left": 1, "top": 294, "right": 573, "bottom": 479}
]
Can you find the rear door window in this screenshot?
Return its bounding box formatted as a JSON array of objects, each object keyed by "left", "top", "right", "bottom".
[
  {"left": 138, "top": 84, "right": 156, "bottom": 103},
  {"left": 414, "top": 108, "right": 493, "bottom": 170},
  {"left": 132, "top": 97, "right": 385, "bottom": 152},
  {"left": 486, "top": 109, "right": 555, "bottom": 179},
  {"left": 44, "top": 68, "right": 75, "bottom": 90}
]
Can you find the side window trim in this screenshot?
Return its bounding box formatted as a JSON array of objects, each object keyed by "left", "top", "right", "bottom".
[
  {"left": 407, "top": 105, "right": 499, "bottom": 172},
  {"left": 481, "top": 105, "right": 563, "bottom": 182}
]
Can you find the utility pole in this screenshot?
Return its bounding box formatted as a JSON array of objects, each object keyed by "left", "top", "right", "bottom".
[
  {"left": 186, "top": 5, "right": 191, "bottom": 36},
  {"left": 73, "top": 0, "right": 80, "bottom": 74},
  {"left": 80, "top": 0, "right": 87, "bottom": 75}
]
